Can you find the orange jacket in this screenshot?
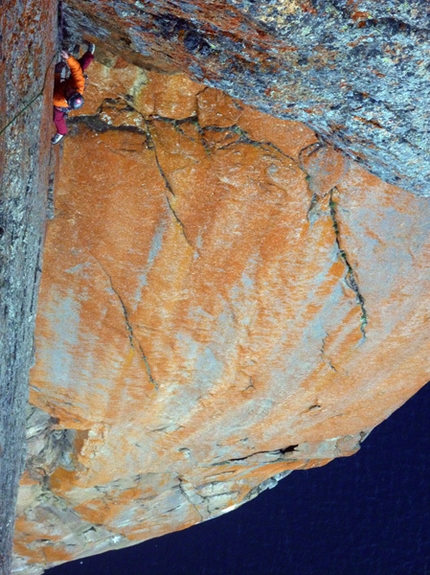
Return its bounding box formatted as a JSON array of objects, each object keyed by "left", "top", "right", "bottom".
[{"left": 53, "top": 56, "right": 85, "bottom": 108}]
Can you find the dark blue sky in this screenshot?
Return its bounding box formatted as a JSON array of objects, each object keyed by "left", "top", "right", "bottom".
[{"left": 49, "top": 381, "right": 430, "bottom": 575}]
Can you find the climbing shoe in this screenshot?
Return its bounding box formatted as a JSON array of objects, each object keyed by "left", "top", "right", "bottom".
[
  {"left": 51, "top": 133, "right": 64, "bottom": 145},
  {"left": 84, "top": 41, "right": 95, "bottom": 55}
]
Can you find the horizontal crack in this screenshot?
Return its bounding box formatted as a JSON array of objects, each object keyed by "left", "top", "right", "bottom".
[
  {"left": 145, "top": 115, "right": 302, "bottom": 167},
  {"left": 207, "top": 124, "right": 299, "bottom": 164},
  {"left": 298, "top": 141, "right": 323, "bottom": 170},
  {"left": 68, "top": 113, "right": 149, "bottom": 138},
  {"left": 143, "top": 113, "right": 213, "bottom": 155},
  {"left": 214, "top": 444, "right": 299, "bottom": 466}
]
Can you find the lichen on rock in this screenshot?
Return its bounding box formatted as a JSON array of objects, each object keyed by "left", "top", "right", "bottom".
[
  {"left": 11, "top": 53, "right": 430, "bottom": 573},
  {"left": 0, "top": 1, "right": 57, "bottom": 573},
  {"left": 1, "top": 0, "right": 430, "bottom": 573},
  {"left": 60, "top": 0, "right": 430, "bottom": 195}
]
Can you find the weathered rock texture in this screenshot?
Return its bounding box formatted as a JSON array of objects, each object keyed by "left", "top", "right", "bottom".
[
  {"left": 61, "top": 0, "right": 430, "bottom": 195},
  {"left": 12, "top": 54, "right": 430, "bottom": 573},
  {"left": 2, "top": 0, "right": 430, "bottom": 573},
  {"left": 0, "top": 2, "right": 57, "bottom": 573}
]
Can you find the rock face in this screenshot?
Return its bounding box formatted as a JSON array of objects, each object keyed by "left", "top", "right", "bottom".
[
  {"left": 0, "top": 1, "right": 57, "bottom": 573},
  {"left": 61, "top": 0, "right": 430, "bottom": 195},
  {"left": 2, "top": 0, "right": 430, "bottom": 573},
  {"left": 13, "top": 54, "right": 430, "bottom": 573}
]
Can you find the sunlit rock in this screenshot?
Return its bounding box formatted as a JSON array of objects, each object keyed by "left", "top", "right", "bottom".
[{"left": 12, "top": 56, "right": 430, "bottom": 573}]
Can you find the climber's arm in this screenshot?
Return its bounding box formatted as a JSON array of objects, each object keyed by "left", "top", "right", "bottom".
[{"left": 62, "top": 51, "right": 86, "bottom": 94}]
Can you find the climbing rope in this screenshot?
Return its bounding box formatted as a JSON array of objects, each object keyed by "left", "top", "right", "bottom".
[
  {"left": 0, "top": 52, "right": 57, "bottom": 138},
  {"left": 0, "top": 1, "right": 65, "bottom": 138}
]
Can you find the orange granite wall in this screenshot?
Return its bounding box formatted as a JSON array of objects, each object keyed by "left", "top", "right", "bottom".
[{"left": 13, "top": 54, "right": 430, "bottom": 573}]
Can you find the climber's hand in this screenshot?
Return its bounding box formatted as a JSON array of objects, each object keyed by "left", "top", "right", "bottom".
[{"left": 60, "top": 50, "right": 69, "bottom": 61}]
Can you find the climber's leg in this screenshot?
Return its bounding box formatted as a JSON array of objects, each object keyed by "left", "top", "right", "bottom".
[
  {"left": 79, "top": 43, "right": 95, "bottom": 71},
  {"left": 53, "top": 107, "right": 68, "bottom": 136}
]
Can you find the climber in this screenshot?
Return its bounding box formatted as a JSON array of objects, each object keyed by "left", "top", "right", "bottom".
[{"left": 51, "top": 41, "right": 95, "bottom": 145}]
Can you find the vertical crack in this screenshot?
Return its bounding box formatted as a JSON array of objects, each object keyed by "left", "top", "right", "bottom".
[
  {"left": 329, "top": 188, "right": 368, "bottom": 339},
  {"left": 143, "top": 118, "right": 196, "bottom": 251},
  {"left": 165, "top": 195, "right": 194, "bottom": 250},
  {"left": 320, "top": 333, "right": 338, "bottom": 372},
  {"left": 306, "top": 191, "right": 319, "bottom": 223},
  {"left": 95, "top": 258, "right": 158, "bottom": 390},
  {"left": 143, "top": 118, "right": 175, "bottom": 197}
]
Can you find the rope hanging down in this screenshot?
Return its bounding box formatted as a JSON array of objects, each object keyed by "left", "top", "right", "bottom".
[
  {"left": 0, "top": 0, "right": 65, "bottom": 138},
  {"left": 0, "top": 52, "right": 57, "bottom": 138}
]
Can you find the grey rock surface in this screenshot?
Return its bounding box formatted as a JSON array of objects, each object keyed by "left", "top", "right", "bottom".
[
  {"left": 0, "top": 1, "right": 57, "bottom": 572},
  {"left": 0, "top": 0, "right": 429, "bottom": 571},
  {"left": 62, "top": 0, "right": 430, "bottom": 195}
]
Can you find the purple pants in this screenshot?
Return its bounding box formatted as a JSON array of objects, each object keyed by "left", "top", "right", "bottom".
[{"left": 53, "top": 52, "right": 94, "bottom": 135}]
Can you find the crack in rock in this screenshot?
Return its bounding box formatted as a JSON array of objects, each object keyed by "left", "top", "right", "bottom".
[
  {"left": 320, "top": 333, "right": 338, "bottom": 372},
  {"left": 329, "top": 188, "right": 368, "bottom": 339},
  {"left": 68, "top": 102, "right": 149, "bottom": 138},
  {"left": 203, "top": 123, "right": 300, "bottom": 166},
  {"left": 214, "top": 444, "right": 299, "bottom": 467},
  {"left": 152, "top": 115, "right": 215, "bottom": 156},
  {"left": 142, "top": 118, "right": 176, "bottom": 197},
  {"left": 145, "top": 115, "right": 302, "bottom": 170},
  {"left": 176, "top": 475, "right": 204, "bottom": 520},
  {"left": 25, "top": 405, "right": 76, "bottom": 481},
  {"left": 142, "top": 117, "right": 197, "bottom": 251},
  {"left": 72, "top": 100, "right": 198, "bottom": 257},
  {"left": 164, "top": 195, "right": 194, "bottom": 250},
  {"left": 94, "top": 257, "right": 158, "bottom": 389}
]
